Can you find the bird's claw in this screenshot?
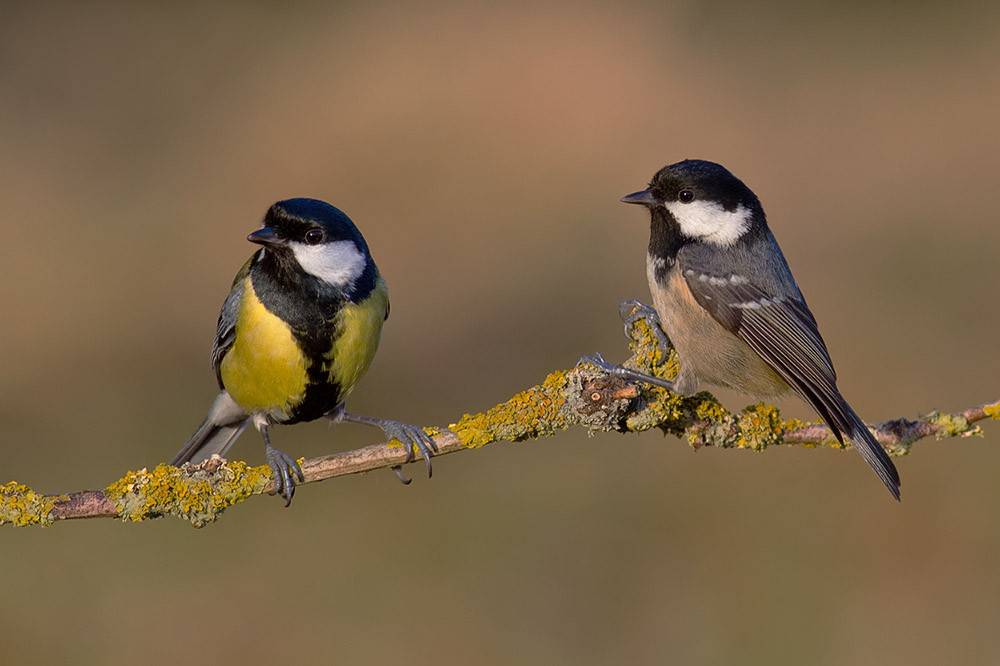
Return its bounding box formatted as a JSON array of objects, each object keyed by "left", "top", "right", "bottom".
[
  {"left": 336, "top": 411, "right": 437, "bottom": 485},
  {"left": 618, "top": 298, "right": 654, "bottom": 325},
  {"left": 618, "top": 299, "right": 671, "bottom": 365},
  {"left": 381, "top": 420, "right": 438, "bottom": 482},
  {"left": 265, "top": 444, "right": 304, "bottom": 506}
]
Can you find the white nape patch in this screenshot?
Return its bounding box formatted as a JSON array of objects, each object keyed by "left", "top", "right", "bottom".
[
  {"left": 290, "top": 239, "right": 366, "bottom": 288},
  {"left": 664, "top": 200, "right": 751, "bottom": 246}
]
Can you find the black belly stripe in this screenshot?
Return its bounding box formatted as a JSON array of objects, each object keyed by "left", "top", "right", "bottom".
[{"left": 247, "top": 250, "right": 379, "bottom": 424}]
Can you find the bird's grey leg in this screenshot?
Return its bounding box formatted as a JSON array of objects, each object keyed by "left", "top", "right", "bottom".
[
  {"left": 327, "top": 407, "right": 437, "bottom": 483},
  {"left": 254, "top": 414, "right": 304, "bottom": 506},
  {"left": 325, "top": 406, "right": 410, "bottom": 484},
  {"left": 618, "top": 299, "right": 671, "bottom": 365}
]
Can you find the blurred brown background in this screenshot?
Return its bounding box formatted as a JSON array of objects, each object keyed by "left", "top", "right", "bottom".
[{"left": 2, "top": 2, "right": 999, "bottom": 664}]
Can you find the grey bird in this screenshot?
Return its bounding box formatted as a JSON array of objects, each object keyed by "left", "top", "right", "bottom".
[{"left": 584, "top": 159, "right": 900, "bottom": 500}]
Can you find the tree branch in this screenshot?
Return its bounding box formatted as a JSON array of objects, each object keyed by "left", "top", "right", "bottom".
[{"left": 4, "top": 319, "right": 997, "bottom": 527}]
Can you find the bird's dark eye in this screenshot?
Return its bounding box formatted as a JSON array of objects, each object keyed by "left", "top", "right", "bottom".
[
  {"left": 678, "top": 189, "right": 696, "bottom": 203},
  {"left": 304, "top": 229, "right": 324, "bottom": 245}
]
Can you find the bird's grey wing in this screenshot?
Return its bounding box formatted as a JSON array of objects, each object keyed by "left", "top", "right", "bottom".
[
  {"left": 210, "top": 259, "right": 252, "bottom": 386},
  {"left": 679, "top": 246, "right": 900, "bottom": 498},
  {"left": 678, "top": 241, "right": 835, "bottom": 391}
]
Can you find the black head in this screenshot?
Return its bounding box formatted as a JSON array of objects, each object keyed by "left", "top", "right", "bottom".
[
  {"left": 647, "top": 160, "right": 760, "bottom": 213},
  {"left": 249, "top": 198, "right": 369, "bottom": 255},
  {"left": 622, "top": 159, "right": 766, "bottom": 248},
  {"left": 248, "top": 198, "right": 374, "bottom": 292}
]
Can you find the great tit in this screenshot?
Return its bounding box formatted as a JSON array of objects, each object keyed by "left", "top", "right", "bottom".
[
  {"left": 170, "top": 198, "right": 436, "bottom": 504},
  {"left": 584, "top": 159, "right": 900, "bottom": 500}
]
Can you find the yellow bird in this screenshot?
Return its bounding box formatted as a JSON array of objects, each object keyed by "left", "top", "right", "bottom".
[{"left": 171, "top": 198, "right": 435, "bottom": 503}]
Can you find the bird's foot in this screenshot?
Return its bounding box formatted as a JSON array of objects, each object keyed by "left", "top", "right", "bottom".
[
  {"left": 265, "top": 442, "right": 305, "bottom": 506},
  {"left": 618, "top": 299, "right": 671, "bottom": 365},
  {"left": 341, "top": 413, "right": 438, "bottom": 484},
  {"left": 578, "top": 351, "right": 677, "bottom": 393}
]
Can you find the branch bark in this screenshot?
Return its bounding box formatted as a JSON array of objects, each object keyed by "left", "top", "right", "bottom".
[{"left": 3, "top": 321, "right": 997, "bottom": 527}]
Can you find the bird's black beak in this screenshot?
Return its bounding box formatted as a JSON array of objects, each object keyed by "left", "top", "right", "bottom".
[
  {"left": 620, "top": 190, "right": 658, "bottom": 206},
  {"left": 247, "top": 226, "right": 283, "bottom": 246}
]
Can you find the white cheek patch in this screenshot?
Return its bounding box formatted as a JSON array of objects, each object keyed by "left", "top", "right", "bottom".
[
  {"left": 664, "top": 200, "right": 751, "bottom": 246},
  {"left": 290, "top": 240, "right": 366, "bottom": 288}
]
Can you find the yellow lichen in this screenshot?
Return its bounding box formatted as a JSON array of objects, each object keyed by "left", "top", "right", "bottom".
[
  {"left": 694, "top": 398, "right": 729, "bottom": 424},
  {"left": 449, "top": 370, "right": 571, "bottom": 448},
  {"left": 624, "top": 318, "right": 679, "bottom": 381},
  {"left": 927, "top": 412, "right": 982, "bottom": 439},
  {"left": 731, "top": 403, "right": 786, "bottom": 451},
  {"left": 105, "top": 461, "right": 272, "bottom": 527},
  {"left": 451, "top": 412, "right": 495, "bottom": 448},
  {"left": 0, "top": 481, "right": 61, "bottom": 527},
  {"left": 781, "top": 417, "right": 808, "bottom": 435},
  {"left": 984, "top": 404, "right": 1000, "bottom": 420},
  {"left": 680, "top": 399, "right": 808, "bottom": 451}
]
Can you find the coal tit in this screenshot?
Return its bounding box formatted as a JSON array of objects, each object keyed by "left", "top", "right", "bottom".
[{"left": 586, "top": 159, "right": 900, "bottom": 500}]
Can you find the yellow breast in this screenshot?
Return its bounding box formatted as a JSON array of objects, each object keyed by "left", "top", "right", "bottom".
[
  {"left": 324, "top": 276, "right": 389, "bottom": 401},
  {"left": 219, "top": 277, "right": 309, "bottom": 418}
]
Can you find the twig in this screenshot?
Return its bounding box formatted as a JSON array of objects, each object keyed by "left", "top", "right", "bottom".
[{"left": 3, "top": 320, "right": 996, "bottom": 527}]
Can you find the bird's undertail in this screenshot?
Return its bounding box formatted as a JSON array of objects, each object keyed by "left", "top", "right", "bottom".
[{"left": 169, "top": 392, "right": 251, "bottom": 466}]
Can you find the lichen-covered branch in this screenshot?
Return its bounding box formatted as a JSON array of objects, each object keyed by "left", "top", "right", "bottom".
[{"left": 3, "top": 319, "right": 997, "bottom": 528}]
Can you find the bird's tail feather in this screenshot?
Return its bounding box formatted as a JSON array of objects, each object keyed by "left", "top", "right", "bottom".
[
  {"left": 812, "top": 391, "right": 900, "bottom": 501},
  {"left": 839, "top": 403, "right": 900, "bottom": 501},
  {"left": 170, "top": 392, "right": 250, "bottom": 466}
]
